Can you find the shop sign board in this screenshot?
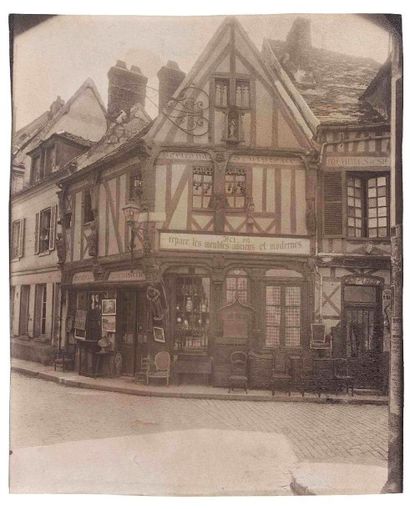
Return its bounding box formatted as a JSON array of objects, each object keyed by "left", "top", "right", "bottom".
[
  {"left": 160, "top": 232, "right": 310, "bottom": 255},
  {"left": 107, "top": 269, "right": 146, "bottom": 282},
  {"left": 72, "top": 271, "right": 94, "bottom": 284},
  {"left": 325, "top": 156, "right": 390, "bottom": 168}
]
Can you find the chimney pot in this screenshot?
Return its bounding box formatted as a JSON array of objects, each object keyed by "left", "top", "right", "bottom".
[
  {"left": 107, "top": 61, "right": 148, "bottom": 120},
  {"left": 157, "top": 61, "right": 186, "bottom": 113},
  {"left": 285, "top": 17, "right": 312, "bottom": 67}
]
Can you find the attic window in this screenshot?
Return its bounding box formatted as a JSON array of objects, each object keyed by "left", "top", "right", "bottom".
[
  {"left": 235, "top": 80, "right": 250, "bottom": 108},
  {"left": 214, "top": 79, "right": 229, "bottom": 107}
]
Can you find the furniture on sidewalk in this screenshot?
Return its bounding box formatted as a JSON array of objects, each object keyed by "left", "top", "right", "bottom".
[
  {"left": 174, "top": 354, "right": 213, "bottom": 385},
  {"left": 147, "top": 351, "right": 171, "bottom": 386},
  {"left": 54, "top": 343, "right": 76, "bottom": 372},
  {"left": 333, "top": 357, "right": 354, "bottom": 396},
  {"left": 94, "top": 350, "right": 115, "bottom": 378},
  {"left": 77, "top": 339, "right": 99, "bottom": 377},
  {"left": 135, "top": 355, "right": 151, "bottom": 384},
  {"left": 271, "top": 352, "right": 292, "bottom": 396},
  {"left": 228, "top": 351, "right": 248, "bottom": 393}
]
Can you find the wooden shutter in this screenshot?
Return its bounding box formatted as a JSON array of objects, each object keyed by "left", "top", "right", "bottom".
[
  {"left": 323, "top": 172, "right": 343, "bottom": 236},
  {"left": 17, "top": 218, "right": 25, "bottom": 258},
  {"left": 49, "top": 205, "right": 57, "bottom": 251},
  {"left": 34, "top": 212, "right": 40, "bottom": 254}
]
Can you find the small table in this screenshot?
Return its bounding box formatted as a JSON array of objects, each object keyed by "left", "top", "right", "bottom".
[
  {"left": 94, "top": 351, "right": 115, "bottom": 378},
  {"left": 77, "top": 339, "right": 99, "bottom": 377}
]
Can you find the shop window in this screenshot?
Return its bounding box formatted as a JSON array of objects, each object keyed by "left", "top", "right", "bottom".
[
  {"left": 34, "top": 284, "right": 47, "bottom": 336},
  {"left": 83, "top": 190, "right": 95, "bottom": 224},
  {"left": 192, "top": 167, "right": 213, "bottom": 209},
  {"left": 225, "top": 269, "right": 248, "bottom": 303},
  {"left": 11, "top": 219, "right": 25, "bottom": 259},
  {"left": 174, "top": 275, "right": 210, "bottom": 352},
  {"left": 35, "top": 206, "right": 56, "bottom": 254},
  {"left": 225, "top": 168, "right": 247, "bottom": 208},
  {"left": 265, "top": 285, "right": 301, "bottom": 348},
  {"left": 214, "top": 78, "right": 229, "bottom": 107},
  {"left": 347, "top": 174, "right": 389, "bottom": 238}
]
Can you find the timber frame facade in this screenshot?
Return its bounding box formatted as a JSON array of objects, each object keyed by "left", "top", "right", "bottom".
[{"left": 39, "top": 18, "right": 392, "bottom": 389}]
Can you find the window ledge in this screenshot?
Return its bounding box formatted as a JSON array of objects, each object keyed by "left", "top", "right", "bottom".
[{"left": 38, "top": 250, "right": 52, "bottom": 257}]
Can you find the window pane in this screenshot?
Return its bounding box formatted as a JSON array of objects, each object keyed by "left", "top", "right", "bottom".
[
  {"left": 379, "top": 227, "right": 387, "bottom": 237},
  {"left": 368, "top": 228, "right": 378, "bottom": 237},
  {"left": 378, "top": 207, "right": 387, "bottom": 217},
  {"left": 368, "top": 178, "right": 376, "bottom": 188},
  {"left": 378, "top": 197, "right": 386, "bottom": 206},
  {"left": 266, "top": 327, "right": 280, "bottom": 348},
  {"left": 377, "top": 176, "right": 386, "bottom": 186},
  {"left": 266, "top": 286, "right": 280, "bottom": 305},
  {"left": 378, "top": 217, "right": 387, "bottom": 227},
  {"left": 285, "top": 287, "right": 301, "bottom": 306},
  {"left": 368, "top": 188, "right": 377, "bottom": 198},
  {"left": 285, "top": 328, "right": 300, "bottom": 347},
  {"left": 368, "top": 208, "right": 377, "bottom": 217}
]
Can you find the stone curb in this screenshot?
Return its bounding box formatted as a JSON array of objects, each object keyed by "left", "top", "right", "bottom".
[{"left": 11, "top": 365, "right": 388, "bottom": 405}]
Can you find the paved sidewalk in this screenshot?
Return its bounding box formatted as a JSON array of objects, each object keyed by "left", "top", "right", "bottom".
[{"left": 11, "top": 358, "right": 388, "bottom": 405}]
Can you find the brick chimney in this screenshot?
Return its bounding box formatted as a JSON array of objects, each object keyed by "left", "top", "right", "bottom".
[
  {"left": 107, "top": 60, "right": 148, "bottom": 120},
  {"left": 157, "top": 61, "right": 186, "bottom": 112},
  {"left": 285, "top": 18, "right": 312, "bottom": 68}
]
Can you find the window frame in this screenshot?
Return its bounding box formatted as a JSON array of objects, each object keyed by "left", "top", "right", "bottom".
[
  {"left": 35, "top": 206, "right": 57, "bottom": 255},
  {"left": 224, "top": 268, "right": 249, "bottom": 304},
  {"left": 346, "top": 172, "right": 390, "bottom": 240},
  {"left": 11, "top": 218, "right": 25, "bottom": 260},
  {"left": 225, "top": 166, "right": 248, "bottom": 210},
  {"left": 192, "top": 166, "right": 214, "bottom": 210},
  {"left": 264, "top": 281, "right": 304, "bottom": 350},
  {"left": 83, "top": 189, "right": 95, "bottom": 225}
]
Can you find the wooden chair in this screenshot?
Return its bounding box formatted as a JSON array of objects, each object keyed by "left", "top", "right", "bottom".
[
  {"left": 54, "top": 343, "right": 76, "bottom": 372},
  {"left": 333, "top": 357, "right": 354, "bottom": 396},
  {"left": 228, "top": 351, "right": 248, "bottom": 393},
  {"left": 313, "top": 358, "right": 339, "bottom": 397},
  {"left": 134, "top": 355, "right": 151, "bottom": 385},
  {"left": 147, "top": 351, "right": 171, "bottom": 386},
  {"left": 271, "top": 352, "right": 292, "bottom": 396}
]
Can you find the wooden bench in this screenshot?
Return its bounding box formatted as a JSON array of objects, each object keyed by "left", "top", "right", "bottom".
[{"left": 174, "top": 355, "right": 213, "bottom": 385}]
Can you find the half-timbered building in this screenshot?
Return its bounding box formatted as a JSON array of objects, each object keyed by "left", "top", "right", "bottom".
[{"left": 56, "top": 17, "right": 391, "bottom": 389}]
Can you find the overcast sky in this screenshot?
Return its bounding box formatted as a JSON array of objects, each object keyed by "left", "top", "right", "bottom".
[{"left": 12, "top": 14, "right": 390, "bottom": 130}]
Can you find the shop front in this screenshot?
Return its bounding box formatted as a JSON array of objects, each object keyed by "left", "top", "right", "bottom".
[
  {"left": 158, "top": 230, "right": 316, "bottom": 388},
  {"left": 63, "top": 267, "right": 151, "bottom": 377}
]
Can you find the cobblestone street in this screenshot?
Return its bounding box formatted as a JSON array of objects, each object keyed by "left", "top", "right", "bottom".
[{"left": 10, "top": 373, "right": 387, "bottom": 465}]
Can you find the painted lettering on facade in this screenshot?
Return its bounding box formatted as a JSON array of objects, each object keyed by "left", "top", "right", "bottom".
[
  {"left": 160, "top": 232, "right": 310, "bottom": 255},
  {"left": 72, "top": 271, "right": 95, "bottom": 284},
  {"left": 230, "top": 155, "right": 304, "bottom": 166},
  {"left": 325, "top": 156, "right": 390, "bottom": 168},
  {"left": 107, "top": 270, "right": 146, "bottom": 282}
]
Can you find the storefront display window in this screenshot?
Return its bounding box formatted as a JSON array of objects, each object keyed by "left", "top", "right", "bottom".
[
  {"left": 174, "top": 275, "right": 210, "bottom": 352},
  {"left": 265, "top": 285, "right": 302, "bottom": 348},
  {"left": 225, "top": 268, "right": 248, "bottom": 303}
]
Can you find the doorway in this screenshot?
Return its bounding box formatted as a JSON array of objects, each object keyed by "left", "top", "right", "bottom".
[
  {"left": 344, "top": 284, "right": 382, "bottom": 357},
  {"left": 19, "top": 285, "right": 30, "bottom": 336},
  {"left": 117, "top": 289, "right": 139, "bottom": 375}
]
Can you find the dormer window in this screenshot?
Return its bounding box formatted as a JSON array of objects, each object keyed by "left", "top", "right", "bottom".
[
  {"left": 215, "top": 79, "right": 229, "bottom": 107},
  {"left": 44, "top": 144, "right": 57, "bottom": 175},
  {"left": 31, "top": 155, "right": 42, "bottom": 184},
  {"left": 235, "top": 80, "right": 250, "bottom": 108}
]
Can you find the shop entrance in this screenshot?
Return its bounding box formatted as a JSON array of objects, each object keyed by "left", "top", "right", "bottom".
[
  {"left": 117, "top": 289, "right": 139, "bottom": 376},
  {"left": 344, "top": 285, "right": 382, "bottom": 357}
]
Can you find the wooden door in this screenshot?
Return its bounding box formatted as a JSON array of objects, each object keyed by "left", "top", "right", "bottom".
[
  {"left": 118, "top": 289, "right": 137, "bottom": 375},
  {"left": 19, "top": 285, "right": 30, "bottom": 336}
]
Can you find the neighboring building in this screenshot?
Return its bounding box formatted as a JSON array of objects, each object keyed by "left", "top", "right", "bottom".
[
  {"left": 55, "top": 17, "right": 391, "bottom": 390},
  {"left": 10, "top": 79, "right": 107, "bottom": 363}
]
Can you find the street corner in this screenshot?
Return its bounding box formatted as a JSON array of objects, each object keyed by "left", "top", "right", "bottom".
[{"left": 290, "top": 461, "right": 388, "bottom": 495}]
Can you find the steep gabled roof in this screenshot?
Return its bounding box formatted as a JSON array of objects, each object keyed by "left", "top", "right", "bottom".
[
  {"left": 146, "top": 16, "right": 319, "bottom": 144},
  {"left": 12, "top": 78, "right": 107, "bottom": 165},
  {"left": 265, "top": 38, "right": 384, "bottom": 125},
  {"left": 67, "top": 103, "right": 152, "bottom": 175}
]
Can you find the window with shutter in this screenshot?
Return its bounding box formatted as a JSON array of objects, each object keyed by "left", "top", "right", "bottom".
[
  {"left": 11, "top": 220, "right": 24, "bottom": 259},
  {"left": 34, "top": 213, "right": 40, "bottom": 254},
  {"left": 323, "top": 172, "right": 343, "bottom": 237},
  {"left": 18, "top": 218, "right": 25, "bottom": 258}
]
